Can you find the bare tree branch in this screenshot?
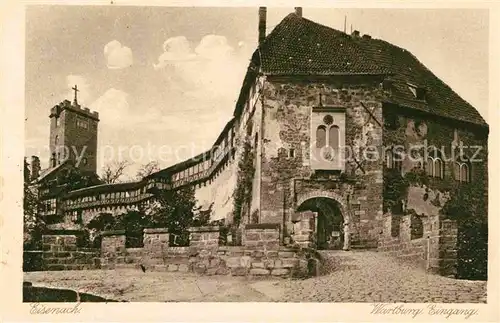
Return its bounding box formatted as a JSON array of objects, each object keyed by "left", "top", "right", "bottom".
[
  {"left": 136, "top": 161, "right": 160, "bottom": 180},
  {"left": 100, "top": 160, "right": 130, "bottom": 184}
]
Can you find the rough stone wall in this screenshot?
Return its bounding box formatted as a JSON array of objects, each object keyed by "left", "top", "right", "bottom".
[
  {"left": 40, "top": 234, "right": 100, "bottom": 271},
  {"left": 189, "top": 226, "right": 220, "bottom": 248},
  {"left": 243, "top": 224, "right": 280, "bottom": 250},
  {"left": 378, "top": 213, "right": 436, "bottom": 266},
  {"left": 98, "top": 226, "right": 311, "bottom": 277},
  {"left": 259, "top": 76, "right": 385, "bottom": 247}
]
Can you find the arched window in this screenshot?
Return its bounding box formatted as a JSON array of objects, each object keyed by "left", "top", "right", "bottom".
[
  {"left": 316, "top": 125, "right": 326, "bottom": 148},
  {"left": 328, "top": 125, "right": 339, "bottom": 149},
  {"left": 454, "top": 156, "right": 471, "bottom": 183},
  {"left": 426, "top": 157, "right": 433, "bottom": 176},
  {"left": 54, "top": 135, "right": 59, "bottom": 146},
  {"left": 460, "top": 163, "right": 469, "bottom": 182},
  {"left": 426, "top": 148, "right": 444, "bottom": 178},
  {"left": 434, "top": 158, "right": 443, "bottom": 178}
]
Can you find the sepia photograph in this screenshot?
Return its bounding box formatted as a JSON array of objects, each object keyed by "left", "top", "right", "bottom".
[{"left": 12, "top": 1, "right": 493, "bottom": 315}]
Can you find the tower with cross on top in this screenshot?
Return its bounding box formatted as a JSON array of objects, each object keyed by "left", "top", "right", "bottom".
[{"left": 47, "top": 84, "right": 100, "bottom": 174}]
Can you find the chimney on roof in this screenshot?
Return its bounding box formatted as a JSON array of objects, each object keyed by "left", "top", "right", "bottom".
[
  {"left": 294, "top": 7, "right": 303, "bottom": 17},
  {"left": 258, "top": 7, "right": 267, "bottom": 46},
  {"left": 351, "top": 30, "right": 360, "bottom": 38},
  {"left": 31, "top": 156, "right": 40, "bottom": 182},
  {"left": 362, "top": 34, "right": 372, "bottom": 40}
]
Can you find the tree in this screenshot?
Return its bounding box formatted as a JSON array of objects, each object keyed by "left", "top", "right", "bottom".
[
  {"left": 232, "top": 138, "right": 255, "bottom": 227},
  {"left": 57, "top": 167, "right": 101, "bottom": 191},
  {"left": 144, "top": 186, "right": 197, "bottom": 246},
  {"left": 136, "top": 161, "right": 160, "bottom": 180},
  {"left": 100, "top": 160, "right": 129, "bottom": 184},
  {"left": 24, "top": 159, "right": 44, "bottom": 250}
]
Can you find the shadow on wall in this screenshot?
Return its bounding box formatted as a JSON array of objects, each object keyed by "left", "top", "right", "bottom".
[{"left": 23, "top": 282, "right": 122, "bottom": 302}]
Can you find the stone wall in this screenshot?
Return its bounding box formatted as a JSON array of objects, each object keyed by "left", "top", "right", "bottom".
[
  {"left": 378, "top": 212, "right": 458, "bottom": 276},
  {"left": 243, "top": 223, "right": 280, "bottom": 249},
  {"left": 36, "top": 234, "right": 100, "bottom": 271},
  {"left": 98, "top": 225, "right": 312, "bottom": 277}
]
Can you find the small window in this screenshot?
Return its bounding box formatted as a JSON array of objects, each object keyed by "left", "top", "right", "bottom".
[
  {"left": 81, "top": 157, "right": 88, "bottom": 166},
  {"left": 55, "top": 117, "right": 60, "bottom": 127},
  {"left": 288, "top": 148, "right": 295, "bottom": 158},
  {"left": 316, "top": 125, "right": 327, "bottom": 148},
  {"left": 328, "top": 126, "right": 340, "bottom": 149},
  {"left": 77, "top": 119, "right": 89, "bottom": 129},
  {"left": 454, "top": 156, "right": 471, "bottom": 183}
]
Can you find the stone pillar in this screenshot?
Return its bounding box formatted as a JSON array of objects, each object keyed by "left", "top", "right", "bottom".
[
  {"left": 244, "top": 223, "right": 280, "bottom": 250},
  {"left": 143, "top": 228, "right": 169, "bottom": 257},
  {"left": 188, "top": 226, "right": 220, "bottom": 248},
  {"left": 142, "top": 228, "right": 169, "bottom": 270},
  {"left": 343, "top": 221, "right": 351, "bottom": 251},
  {"left": 291, "top": 211, "right": 315, "bottom": 248},
  {"left": 100, "top": 230, "right": 126, "bottom": 269}
]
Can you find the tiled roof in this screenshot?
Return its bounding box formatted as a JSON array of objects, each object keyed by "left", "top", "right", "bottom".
[{"left": 256, "top": 13, "right": 487, "bottom": 126}]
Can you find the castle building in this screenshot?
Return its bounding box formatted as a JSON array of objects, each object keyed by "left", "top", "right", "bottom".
[{"left": 31, "top": 8, "right": 488, "bottom": 273}]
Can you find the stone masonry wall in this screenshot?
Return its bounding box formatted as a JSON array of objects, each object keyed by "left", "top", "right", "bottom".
[
  {"left": 259, "top": 76, "right": 385, "bottom": 247},
  {"left": 378, "top": 212, "right": 458, "bottom": 276},
  {"left": 40, "top": 234, "right": 100, "bottom": 271},
  {"left": 98, "top": 225, "right": 311, "bottom": 277}
]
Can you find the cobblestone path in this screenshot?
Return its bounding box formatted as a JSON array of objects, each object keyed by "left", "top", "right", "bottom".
[
  {"left": 24, "top": 250, "right": 487, "bottom": 302},
  {"left": 269, "top": 250, "right": 487, "bottom": 303}
]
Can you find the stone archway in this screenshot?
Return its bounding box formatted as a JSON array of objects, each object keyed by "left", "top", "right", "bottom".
[{"left": 295, "top": 190, "right": 351, "bottom": 250}]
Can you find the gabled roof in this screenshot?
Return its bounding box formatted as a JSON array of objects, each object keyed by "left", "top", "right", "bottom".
[
  {"left": 34, "top": 159, "right": 72, "bottom": 184},
  {"left": 249, "top": 13, "right": 487, "bottom": 126}
]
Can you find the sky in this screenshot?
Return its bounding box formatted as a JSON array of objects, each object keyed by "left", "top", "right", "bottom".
[{"left": 25, "top": 6, "right": 489, "bottom": 180}]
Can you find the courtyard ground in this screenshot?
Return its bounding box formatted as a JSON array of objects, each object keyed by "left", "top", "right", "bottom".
[{"left": 23, "top": 250, "right": 487, "bottom": 303}]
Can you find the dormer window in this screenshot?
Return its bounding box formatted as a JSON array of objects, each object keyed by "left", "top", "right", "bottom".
[{"left": 407, "top": 83, "right": 426, "bottom": 101}]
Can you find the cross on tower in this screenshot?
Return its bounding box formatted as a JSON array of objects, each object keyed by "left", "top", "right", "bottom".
[{"left": 72, "top": 84, "right": 79, "bottom": 105}]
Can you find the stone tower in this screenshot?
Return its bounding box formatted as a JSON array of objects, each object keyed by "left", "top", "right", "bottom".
[{"left": 48, "top": 86, "right": 99, "bottom": 174}]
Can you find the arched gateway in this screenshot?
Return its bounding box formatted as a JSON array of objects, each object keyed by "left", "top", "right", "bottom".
[{"left": 295, "top": 190, "right": 351, "bottom": 251}]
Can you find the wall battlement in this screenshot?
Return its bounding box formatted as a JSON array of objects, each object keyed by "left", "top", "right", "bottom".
[{"left": 50, "top": 99, "right": 99, "bottom": 121}]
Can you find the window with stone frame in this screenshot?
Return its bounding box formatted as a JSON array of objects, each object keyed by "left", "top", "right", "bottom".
[
  {"left": 311, "top": 109, "right": 345, "bottom": 170},
  {"left": 410, "top": 214, "right": 424, "bottom": 239}
]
